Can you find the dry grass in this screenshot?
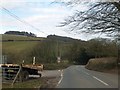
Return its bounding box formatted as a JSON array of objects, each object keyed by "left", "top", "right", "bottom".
[
  {"left": 85, "top": 57, "right": 118, "bottom": 73},
  {"left": 2, "top": 77, "right": 60, "bottom": 89}
]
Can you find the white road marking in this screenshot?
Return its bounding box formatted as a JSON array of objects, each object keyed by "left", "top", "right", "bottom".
[
  {"left": 84, "top": 72, "right": 90, "bottom": 75},
  {"left": 58, "top": 76, "right": 63, "bottom": 84},
  {"left": 57, "top": 69, "right": 63, "bottom": 86},
  {"left": 93, "top": 76, "right": 109, "bottom": 86}
]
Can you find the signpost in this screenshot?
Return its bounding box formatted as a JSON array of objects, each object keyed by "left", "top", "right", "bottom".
[{"left": 33, "top": 57, "right": 36, "bottom": 65}]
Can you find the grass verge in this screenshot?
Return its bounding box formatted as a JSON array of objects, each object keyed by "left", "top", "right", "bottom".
[
  {"left": 2, "top": 77, "right": 42, "bottom": 88},
  {"left": 43, "top": 62, "right": 71, "bottom": 70},
  {"left": 2, "top": 77, "right": 60, "bottom": 89}
]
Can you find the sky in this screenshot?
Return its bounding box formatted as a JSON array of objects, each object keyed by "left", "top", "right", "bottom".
[{"left": 0, "top": 0, "right": 104, "bottom": 40}]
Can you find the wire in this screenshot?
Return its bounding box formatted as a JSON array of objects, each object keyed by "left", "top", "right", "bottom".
[{"left": 1, "top": 6, "right": 48, "bottom": 35}]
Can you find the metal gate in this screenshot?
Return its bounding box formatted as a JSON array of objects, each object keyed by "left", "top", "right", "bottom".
[{"left": 2, "top": 65, "right": 20, "bottom": 83}]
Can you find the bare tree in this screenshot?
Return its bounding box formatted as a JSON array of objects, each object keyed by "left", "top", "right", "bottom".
[{"left": 59, "top": 1, "right": 120, "bottom": 38}]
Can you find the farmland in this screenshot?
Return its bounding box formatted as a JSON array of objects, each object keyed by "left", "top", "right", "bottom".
[
  {"left": 2, "top": 34, "right": 45, "bottom": 41},
  {"left": 2, "top": 34, "right": 44, "bottom": 64}
]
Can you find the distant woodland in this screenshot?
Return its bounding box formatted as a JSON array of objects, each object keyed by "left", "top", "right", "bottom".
[{"left": 4, "top": 31, "right": 36, "bottom": 37}]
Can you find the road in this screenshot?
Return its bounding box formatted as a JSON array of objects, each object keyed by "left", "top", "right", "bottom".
[
  {"left": 29, "top": 70, "right": 61, "bottom": 78},
  {"left": 41, "top": 70, "right": 61, "bottom": 78},
  {"left": 57, "top": 65, "right": 118, "bottom": 88}
]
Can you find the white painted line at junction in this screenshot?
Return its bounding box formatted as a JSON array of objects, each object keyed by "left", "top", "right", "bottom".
[
  {"left": 58, "top": 76, "right": 63, "bottom": 84},
  {"left": 93, "top": 76, "right": 109, "bottom": 86},
  {"left": 57, "top": 69, "right": 63, "bottom": 86},
  {"left": 84, "top": 72, "right": 90, "bottom": 75}
]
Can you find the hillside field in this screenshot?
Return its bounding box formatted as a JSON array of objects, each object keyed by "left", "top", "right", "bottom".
[
  {"left": 2, "top": 34, "right": 45, "bottom": 41},
  {"left": 2, "top": 34, "right": 44, "bottom": 64}
]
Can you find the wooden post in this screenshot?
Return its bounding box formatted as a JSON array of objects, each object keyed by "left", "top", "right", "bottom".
[
  {"left": 11, "top": 64, "right": 22, "bottom": 86},
  {"left": 33, "top": 57, "right": 36, "bottom": 65}
]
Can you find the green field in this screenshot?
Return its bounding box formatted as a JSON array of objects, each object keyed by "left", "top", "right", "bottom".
[
  {"left": 2, "top": 34, "right": 45, "bottom": 41},
  {"left": 3, "top": 41, "right": 39, "bottom": 54},
  {"left": 2, "top": 34, "right": 44, "bottom": 64}
]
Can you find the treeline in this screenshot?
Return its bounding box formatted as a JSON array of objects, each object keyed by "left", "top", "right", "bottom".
[
  {"left": 4, "top": 31, "right": 36, "bottom": 37},
  {"left": 29, "top": 35, "right": 118, "bottom": 64},
  {"left": 68, "top": 38, "right": 117, "bottom": 64}
]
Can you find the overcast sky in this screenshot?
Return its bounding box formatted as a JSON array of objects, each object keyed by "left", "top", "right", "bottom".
[{"left": 0, "top": 0, "right": 102, "bottom": 40}]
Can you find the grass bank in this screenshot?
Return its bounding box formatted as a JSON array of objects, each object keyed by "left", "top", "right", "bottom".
[
  {"left": 2, "top": 41, "right": 40, "bottom": 63},
  {"left": 2, "top": 77, "right": 59, "bottom": 89},
  {"left": 85, "top": 57, "right": 118, "bottom": 73}
]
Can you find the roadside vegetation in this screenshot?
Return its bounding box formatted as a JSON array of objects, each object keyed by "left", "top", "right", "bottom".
[
  {"left": 2, "top": 78, "right": 42, "bottom": 88},
  {"left": 2, "top": 77, "right": 59, "bottom": 89},
  {"left": 85, "top": 57, "right": 118, "bottom": 73}
]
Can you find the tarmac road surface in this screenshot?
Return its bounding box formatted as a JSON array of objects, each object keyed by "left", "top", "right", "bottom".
[{"left": 57, "top": 65, "right": 118, "bottom": 88}]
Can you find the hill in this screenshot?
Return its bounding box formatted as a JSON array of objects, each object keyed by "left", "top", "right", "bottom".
[
  {"left": 2, "top": 34, "right": 45, "bottom": 41},
  {"left": 47, "top": 35, "right": 84, "bottom": 43},
  {"left": 4, "top": 31, "right": 36, "bottom": 37}
]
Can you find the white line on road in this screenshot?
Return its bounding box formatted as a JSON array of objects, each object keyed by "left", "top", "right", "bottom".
[
  {"left": 84, "top": 72, "right": 90, "bottom": 75},
  {"left": 58, "top": 76, "right": 63, "bottom": 84},
  {"left": 93, "top": 76, "right": 109, "bottom": 86},
  {"left": 57, "top": 70, "right": 63, "bottom": 86}
]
